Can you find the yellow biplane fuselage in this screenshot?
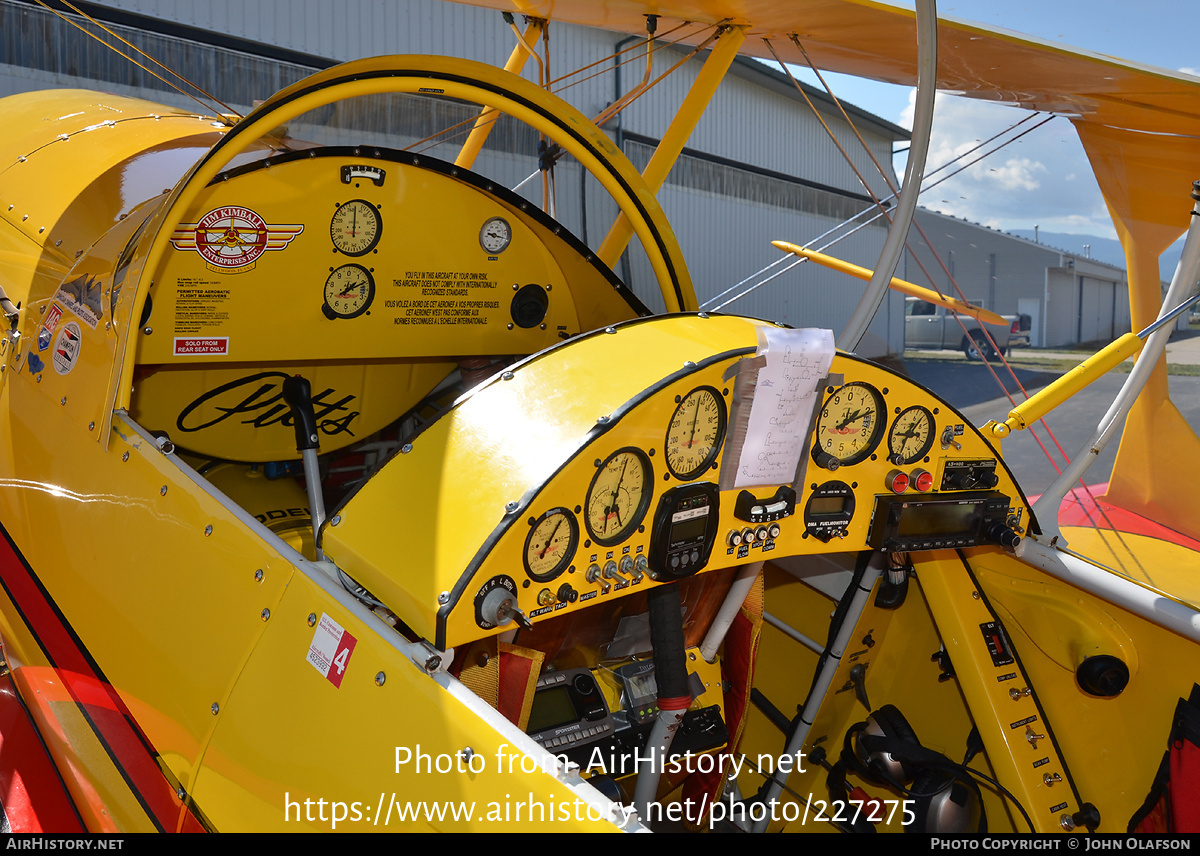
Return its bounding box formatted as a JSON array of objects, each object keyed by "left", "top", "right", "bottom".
[{"left": 0, "top": 21, "right": 1198, "bottom": 834}]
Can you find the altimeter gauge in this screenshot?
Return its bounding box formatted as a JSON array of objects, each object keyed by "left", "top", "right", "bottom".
[
  {"left": 585, "top": 448, "right": 652, "bottom": 546},
  {"left": 814, "top": 382, "right": 885, "bottom": 466},
  {"left": 322, "top": 263, "right": 375, "bottom": 320},
  {"left": 523, "top": 508, "right": 578, "bottom": 582},
  {"left": 888, "top": 405, "right": 935, "bottom": 465},
  {"left": 665, "top": 386, "right": 727, "bottom": 480},
  {"left": 330, "top": 199, "right": 381, "bottom": 256}
]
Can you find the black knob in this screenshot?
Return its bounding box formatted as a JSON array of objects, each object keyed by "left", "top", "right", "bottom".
[
  {"left": 986, "top": 522, "right": 1021, "bottom": 550},
  {"left": 812, "top": 449, "right": 841, "bottom": 471},
  {"left": 1076, "top": 655, "right": 1129, "bottom": 697}
]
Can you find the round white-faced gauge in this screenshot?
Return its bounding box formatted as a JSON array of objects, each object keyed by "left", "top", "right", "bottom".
[
  {"left": 814, "top": 382, "right": 885, "bottom": 466},
  {"left": 322, "top": 264, "right": 375, "bottom": 320},
  {"left": 888, "top": 405, "right": 935, "bottom": 465},
  {"left": 523, "top": 508, "right": 578, "bottom": 582},
  {"left": 479, "top": 216, "right": 512, "bottom": 254},
  {"left": 665, "top": 386, "right": 727, "bottom": 480},
  {"left": 585, "top": 448, "right": 652, "bottom": 546},
  {"left": 330, "top": 199, "right": 381, "bottom": 256}
]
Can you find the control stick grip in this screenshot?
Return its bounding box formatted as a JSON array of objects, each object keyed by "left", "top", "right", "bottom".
[
  {"left": 648, "top": 584, "right": 690, "bottom": 710},
  {"left": 282, "top": 375, "right": 320, "bottom": 452}
]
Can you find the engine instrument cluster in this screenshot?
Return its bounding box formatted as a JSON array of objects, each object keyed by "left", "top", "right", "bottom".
[{"left": 322, "top": 314, "right": 1034, "bottom": 650}]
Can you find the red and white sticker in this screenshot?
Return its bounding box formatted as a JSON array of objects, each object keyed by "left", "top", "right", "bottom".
[
  {"left": 52, "top": 321, "right": 82, "bottom": 375},
  {"left": 170, "top": 206, "right": 303, "bottom": 272},
  {"left": 307, "top": 613, "right": 357, "bottom": 688},
  {"left": 173, "top": 337, "right": 229, "bottom": 356}
]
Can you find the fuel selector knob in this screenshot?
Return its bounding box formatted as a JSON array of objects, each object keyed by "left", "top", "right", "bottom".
[{"left": 768, "top": 522, "right": 781, "bottom": 539}]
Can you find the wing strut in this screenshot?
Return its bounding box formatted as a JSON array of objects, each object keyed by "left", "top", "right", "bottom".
[{"left": 837, "top": 0, "right": 937, "bottom": 350}]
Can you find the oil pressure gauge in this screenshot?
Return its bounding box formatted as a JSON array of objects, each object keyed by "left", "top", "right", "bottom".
[{"left": 479, "top": 216, "right": 512, "bottom": 254}]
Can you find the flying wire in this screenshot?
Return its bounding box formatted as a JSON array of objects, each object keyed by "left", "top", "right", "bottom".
[{"left": 34, "top": 0, "right": 243, "bottom": 121}]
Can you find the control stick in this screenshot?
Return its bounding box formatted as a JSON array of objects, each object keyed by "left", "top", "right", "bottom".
[{"left": 282, "top": 375, "right": 327, "bottom": 560}]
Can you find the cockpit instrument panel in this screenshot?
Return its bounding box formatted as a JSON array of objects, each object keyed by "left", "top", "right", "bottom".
[{"left": 322, "top": 315, "right": 1034, "bottom": 650}]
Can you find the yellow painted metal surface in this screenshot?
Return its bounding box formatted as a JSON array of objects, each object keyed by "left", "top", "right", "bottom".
[{"left": 3, "top": 47, "right": 1200, "bottom": 836}]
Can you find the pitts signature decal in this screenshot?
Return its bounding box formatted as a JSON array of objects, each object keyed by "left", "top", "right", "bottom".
[{"left": 177, "top": 372, "right": 359, "bottom": 435}]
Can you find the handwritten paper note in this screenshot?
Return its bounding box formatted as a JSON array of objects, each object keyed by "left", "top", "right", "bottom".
[{"left": 731, "top": 327, "right": 834, "bottom": 488}]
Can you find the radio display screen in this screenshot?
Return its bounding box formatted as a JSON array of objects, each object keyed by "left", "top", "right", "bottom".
[
  {"left": 896, "top": 502, "right": 979, "bottom": 538},
  {"left": 527, "top": 686, "right": 577, "bottom": 734}
]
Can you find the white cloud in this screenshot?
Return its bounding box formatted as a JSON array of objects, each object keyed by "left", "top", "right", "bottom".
[{"left": 899, "top": 91, "right": 1116, "bottom": 238}]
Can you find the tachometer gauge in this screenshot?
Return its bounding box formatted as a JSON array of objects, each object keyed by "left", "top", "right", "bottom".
[
  {"left": 523, "top": 508, "right": 578, "bottom": 582},
  {"left": 814, "top": 382, "right": 885, "bottom": 466},
  {"left": 330, "top": 199, "right": 381, "bottom": 256},
  {"left": 888, "top": 405, "right": 935, "bottom": 465},
  {"left": 322, "top": 264, "right": 375, "bottom": 320},
  {"left": 585, "top": 448, "right": 652, "bottom": 546},
  {"left": 665, "top": 386, "right": 726, "bottom": 480},
  {"left": 479, "top": 216, "right": 511, "bottom": 254}
]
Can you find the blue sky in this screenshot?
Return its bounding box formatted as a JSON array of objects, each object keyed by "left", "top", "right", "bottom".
[{"left": 782, "top": 1, "right": 1198, "bottom": 240}]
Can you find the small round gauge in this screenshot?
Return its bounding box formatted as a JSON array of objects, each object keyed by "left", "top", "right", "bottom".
[
  {"left": 322, "top": 263, "right": 375, "bottom": 320},
  {"left": 523, "top": 508, "right": 578, "bottom": 582},
  {"left": 814, "top": 382, "right": 885, "bottom": 466},
  {"left": 585, "top": 448, "right": 652, "bottom": 546},
  {"left": 330, "top": 200, "right": 381, "bottom": 256},
  {"left": 665, "top": 386, "right": 727, "bottom": 480},
  {"left": 888, "top": 405, "right": 935, "bottom": 465},
  {"left": 479, "top": 216, "right": 512, "bottom": 254}
]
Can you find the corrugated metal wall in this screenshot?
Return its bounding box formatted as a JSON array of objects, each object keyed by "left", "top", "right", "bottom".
[{"left": 0, "top": 0, "right": 908, "bottom": 348}]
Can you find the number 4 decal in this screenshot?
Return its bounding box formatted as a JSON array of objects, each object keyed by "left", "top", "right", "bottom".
[{"left": 306, "top": 613, "right": 358, "bottom": 688}]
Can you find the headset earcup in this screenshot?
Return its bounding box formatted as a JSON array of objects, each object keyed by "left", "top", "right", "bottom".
[{"left": 906, "top": 768, "right": 985, "bottom": 833}]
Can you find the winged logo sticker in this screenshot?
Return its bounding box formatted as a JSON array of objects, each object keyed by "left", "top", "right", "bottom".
[{"left": 170, "top": 206, "right": 303, "bottom": 273}]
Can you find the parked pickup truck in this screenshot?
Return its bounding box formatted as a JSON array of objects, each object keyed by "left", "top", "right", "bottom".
[{"left": 904, "top": 297, "right": 1030, "bottom": 360}]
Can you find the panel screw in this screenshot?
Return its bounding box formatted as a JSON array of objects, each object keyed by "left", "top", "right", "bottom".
[
  {"left": 505, "top": 501, "right": 518, "bottom": 513},
  {"left": 501, "top": 371, "right": 514, "bottom": 381},
  {"left": 460, "top": 747, "right": 475, "bottom": 761},
  {"left": 60, "top": 397, "right": 67, "bottom": 405},
  {"left": 176, "top": 787, "right": 186, "bottom": 800},
  {"left": 331, "top": 515, "right": 341, "bottom": 526},
  {"left": 204, "top": 525, "right": 213, "bottom": 536},
  {"left": 122, "top": 451, "right": 129, "bottom": 462},
  {"left": 437, "top": 591, "right": 450, "bottom": 604},
  {"left": 261, "top": 608, "right": 270, "bottom": 621},
  {"left": 254, "top": 569, "right": 264, "bottom": 582},
  {"left": 401, "top": 444, "right": 412, "bottom": 454},
  {"left": 211, "top": 703, "right": 219, "bottom": 715},
  {"left": 308, "top": 613, "right": 317, "bottom": 626},
  {"left": 160, "top": 485, "right": 168, "bottom": 496},
  {"left": 143, "top": 327, "right": 152, "bottom": 335},
  {"left": 88, "top": 422, "right": 94, "bottom": 431},
  {"left": 375, "top": 672, "right": 386, "bottom": 686}
]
